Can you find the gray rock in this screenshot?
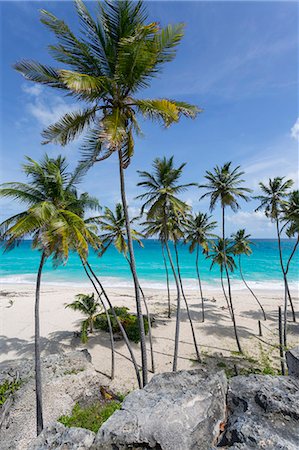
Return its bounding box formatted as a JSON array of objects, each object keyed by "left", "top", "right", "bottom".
[
  {"left": 286, "top": 346, "right": 299, "bottom": 377},
  {"left": 217, "top": 374, "right": 299, "bottom": 449},
  {"left": 28, "top": 422, "right": 95, "bottom": 449},
  {"left": 93, "top": 369, "right": 227, "bottom": 450},
  {"left": 0, "top": 350, "right": 105, "bottom": 450}
]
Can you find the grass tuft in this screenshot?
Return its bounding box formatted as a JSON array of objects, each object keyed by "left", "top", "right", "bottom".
[{"left": 58, "top": 400, "right": 121, "bottom": 433}]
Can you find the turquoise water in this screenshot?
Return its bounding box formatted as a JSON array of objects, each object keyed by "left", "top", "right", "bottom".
[{"left": 1, "top": 239, "right": 298, "bottom": 291}]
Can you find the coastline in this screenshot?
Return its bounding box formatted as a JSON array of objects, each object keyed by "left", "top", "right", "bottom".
[{"left": 1, "top": 283, "right": 298, "bottom": 392}]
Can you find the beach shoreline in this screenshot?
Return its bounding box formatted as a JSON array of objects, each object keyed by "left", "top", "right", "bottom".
[{"left": 1, "top": 283, "right": 298, "bottom": 392}]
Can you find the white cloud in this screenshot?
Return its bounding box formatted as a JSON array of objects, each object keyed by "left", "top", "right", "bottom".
[
  {"left": 226, "top": 210, "right": 273, "bottom": 237},
  {"left": 22, "top": 83, "right": 43, "bottom": 96},
  {"left": 22, "top": 83, "right": 77, "bottom": 128},
  {"left": 291, "top": 118, "right": 299, "bottom": 141}
]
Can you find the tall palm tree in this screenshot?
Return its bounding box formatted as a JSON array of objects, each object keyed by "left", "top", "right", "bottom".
[
  {"left": 170, "top": 213, "right": 201, "bottom": 363},
  {"left": 138, "top": 156, "right": 197, "bottom": 370},
  {"left": 0, "top": 155, "right": 100, "bottom": 436},
  {"left": 98, "top": 203, "right": 155, "bottom": 373},
  {"left": 231, "top": 229, "right": 267, "bottom": 321},
  {"left": 99, "top": 203, "right": 144, "bottom": 255},
  {"left": 141, "top": 215, "right": 172, "bottom": 317},
  {"left": 199, "top": 162, "right": 251, "bottom": 353},
  {"left": 255, "top": 177, "right": 295, "bottom": 338},
  {"left": 66, "top": 293, "right": 103, "bottom": 343},
  {"left": 14, "top": 0, "right": 200, "bottom": 386},
  {"left": 208, "top": 239, "right": 243, "bottom": 353},
  {"left": 185, "top": 212, "right": 217, "bottom": 321}
]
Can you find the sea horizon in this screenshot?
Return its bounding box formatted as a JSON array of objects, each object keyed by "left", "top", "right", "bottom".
[{"left": 1, "top": 239, "right": 298, "bottom": 291}]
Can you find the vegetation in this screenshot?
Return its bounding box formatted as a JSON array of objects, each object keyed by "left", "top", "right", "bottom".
[
  {"left": 15, "top": 0, "right": 199, "bottom": 388},
  {"left": 0, "top": 379, "right": 21, "bottom": 406},
  {"left": 0, "top": 1, "right": 298, "bottom": 437},
  {"left": 138, "top": 156, "right": 199, "bottom": 370},
  {"left": 231, "top": 229, "right": 267, "bottom": 321},
  {"left": 66, "top": 293, "right": 103, "bottom": 343},
  {"left": 199, "top": 162, "right": 252, "bottom": 354},
  {"left": 0, "top": 155, "right": 100, "bottom": 435},
  {"left": 255, "top": 179, "right": 298, "bottom": 345},
  {"left": 58, "top": 400, "right": 121, "bottom": 433},
  {"left": 185, "top": 212, "right": 217, "bottom": 321},
  {"left": 95, "top": 307, "right": 149, "bottom": 344}
]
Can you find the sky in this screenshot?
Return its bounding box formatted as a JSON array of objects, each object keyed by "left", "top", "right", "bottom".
[{"left": 0, "top": 0, "right": 298, "bottom": 238}]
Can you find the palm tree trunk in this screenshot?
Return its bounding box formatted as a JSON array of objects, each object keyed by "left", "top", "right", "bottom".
[
  {"left": 138, "top": 284, "right": 155, "bottom": 374},
  {"left": 164, "top": 240, "right": 181, "bottom": 372},
  {"left": 196, "top": 244, "right": 205, "bottom": 322},
  {"left": 118, "top": 150, "right": 148, "bottom": 386},
  {"left": 35, "top": 250, "right": 46, "bottom": 436},
  {"left": 222, "top": 205, "right": 242, "bottom": 353},
  {"left": 239, "top": 255, "right": 267, "bottom": 321},
  {"left": 284, "top": 238, "right": 297, "bottom": 323},
  {"left": 224, "top": 264, "right": 243, "bottom": 354},
  {"left": 174, "top": 242, "right": 201, "bottom": 362},
  {"left": 81, "top": 260, "right": 115, "bottom": 380},
  {"left": 161, "top": 242, "right": 171, "bottom": 318},
  {"left": 275, "top": 219, "right": 291, "bottom": 345},
  {"left": 85, "top": 261, "right": 142, "bottom": 389},
  {"left": 125, "top": 255, "right": 155, "bottom": 374},
  {"left": 221, "top": 269, "right": 232, "bottom": 317}
]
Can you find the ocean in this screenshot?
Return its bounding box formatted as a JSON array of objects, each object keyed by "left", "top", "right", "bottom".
[{"left": 1, "top": 239, "right": 298, "bottom": 292}]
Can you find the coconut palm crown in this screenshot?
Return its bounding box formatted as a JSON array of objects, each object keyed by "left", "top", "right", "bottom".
[
  {"left": 254, "top": 177, "right": 293, "bottom": 220},
  {"left": 199, "top": 162, "right": 252, "bottom": 213},
  {"left": 185, "top": 212, "right": 217, "bottom": 254},
  {"left": 231, "top": 228, "right": 253, "bottom": 257},
  {"left": 14, "top": 0, "right": 200, "bottom": 167},
  {"left": 98, "top": 203, "right": 143, "bottom": 255}
]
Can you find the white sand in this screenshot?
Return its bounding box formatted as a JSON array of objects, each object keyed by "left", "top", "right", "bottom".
[{"left": 0, "top": 283, "right": 298, "bottom": 392}]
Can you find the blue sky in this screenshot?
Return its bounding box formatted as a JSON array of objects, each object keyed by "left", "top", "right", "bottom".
[{"left": 0, "top": 0, "right": 298, "bottom": 238}]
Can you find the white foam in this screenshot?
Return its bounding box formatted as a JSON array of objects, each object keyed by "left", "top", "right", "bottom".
[{"left": 1, "top": 273, "right": 298, "bottom": 292}]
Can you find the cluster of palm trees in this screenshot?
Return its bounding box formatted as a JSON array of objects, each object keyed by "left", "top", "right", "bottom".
[{"left": 0, "top": 0, "right": 298, "bottom": 437}]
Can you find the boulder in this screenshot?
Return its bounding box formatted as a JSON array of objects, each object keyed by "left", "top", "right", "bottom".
[
  {"left": 217, "top": 374, "right": 299, "bottom": 449},
  {"left": 0, "top": 350, "right": 105, "bottom": 450},
  {"left": 94, "top": 369, "right": 227, "bottom": 450},
  {"left": 286, "top": 346, "right": 299, "bottom": 377},
  {"left": 28, "top": 422, "right": 95, "bottom": 450}
]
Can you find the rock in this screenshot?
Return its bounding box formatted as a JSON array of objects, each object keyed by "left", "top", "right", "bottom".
[
  {"left": 217, "top": 374, "right": 299, "bottom": 449},
  {"left": 28, "top": 422, "right": 95, "bottom": 449},
  {"left": 94, "top": 369, "right": 227, "bottom": 450},
  {"left": 0, "top": 350, "right": 105, "bottom": 450},
  {"left": 286, "top": 346, "right": 299, "bottom": 377}
]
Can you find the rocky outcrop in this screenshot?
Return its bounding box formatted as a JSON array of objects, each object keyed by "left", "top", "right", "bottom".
[
  {"left": 0, "top": 350, "right": 104, "bottom": 450},
  {"left": 6, "top": 356, "right": 299, "bottom": 450},
  {"left": 217, "top": 374, "right": 299, "bottom": 449},
  {"left": 28, "top": 422, "right": 95, "bottom": 450},
  {"left": 286, "top": 346, "right": 299, "bottom": 378},
  {"left": 94, "top": 369, "right": 227, "bottom": 450}
]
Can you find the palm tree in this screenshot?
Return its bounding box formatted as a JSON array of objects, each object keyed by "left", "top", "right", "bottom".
[
  {"left": 14, "top": 0, "right": 200, "bottom": 386},
  {"left": 142, "top": 215, "right": 172, "bottom": 318},
  {"left": 0, "top": 155, "right": 100, "bottom": 436},
  {"left": 66, "top": 293, "right": 103, "bottom": 343},
  {"left": 255, "top": 177, "right": 295, "bottom": 338},
  {"left": 98, "top": 203, "right": 155, "bottom": 373},
  {"left": 199, "top": 162, "right": 251, "bottom": 353},
  {"left": 138, "top": 156, "right": 197, "bottom": 370},
  {"left": 170, "top": 213, "right": 201, "bottom": 363},
  {"left": 231, "top": 229, "right": 267, "bottom": 321},
  {"left": 99, "top": 203, "right": 144, "bottom": 255},
  {"left": 185, "top": 212, "right": 217, "bottom": 321},
  {"left": 199, "top": 162, "right": 251, "bottom": 244},
  {"left": 208, "top": 239, "right": 243, "bottom": 353}
]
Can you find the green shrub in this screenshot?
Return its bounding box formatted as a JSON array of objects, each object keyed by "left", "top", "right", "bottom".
[
  {"left": 94, "top": 307, "right": 149, "bottom": 343},
  {"left": 0, "top": 379, "right": 21, "bottom": 406},
  {"left": 58, "top": 400, "right": 121, "bottom": 433}
]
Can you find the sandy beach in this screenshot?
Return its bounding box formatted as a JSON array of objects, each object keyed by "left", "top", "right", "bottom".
[{"left": 1, "top": 283, "right": 298, "bottom": 392}]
